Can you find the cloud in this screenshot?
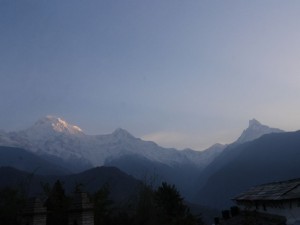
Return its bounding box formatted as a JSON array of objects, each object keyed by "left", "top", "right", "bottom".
[
  {"left": 142, "top": 131, "right": 188, "bottom": 147},
  {"left": 141, "top": 131, "right": 214, "bottom": 150}
]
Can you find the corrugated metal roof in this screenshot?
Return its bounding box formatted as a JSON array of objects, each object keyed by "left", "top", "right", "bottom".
[{"left": 234, "top": 178, "right": 300, "bottom": 201}]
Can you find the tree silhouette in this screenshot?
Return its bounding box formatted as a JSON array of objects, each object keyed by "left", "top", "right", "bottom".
[
  {"left": 93, "top": 184, "right": 113, "bottom": 225},
  {"left": 45, "top": 180, "right": 69, "bottom": 225},
  {"left": 154, "top": 182, "right": 203, "bottom": 225},
  {"left": 0, "top": 187, "right": 25, "bottom": 225},
  {"left": 155, "top": 182, "right": 187, "bottom": 217},
  {"left": 135, "top": 184, "right": 157, "bottom": 225}
]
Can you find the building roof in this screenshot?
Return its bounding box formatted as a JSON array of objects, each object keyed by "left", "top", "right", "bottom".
[{"left": 233, "top": 178, "right": 300, "bottom": 201}]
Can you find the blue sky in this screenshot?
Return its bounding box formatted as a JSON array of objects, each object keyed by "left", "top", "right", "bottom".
[{"left": 1, "top": 0, "right": 300, "bottom": 150}]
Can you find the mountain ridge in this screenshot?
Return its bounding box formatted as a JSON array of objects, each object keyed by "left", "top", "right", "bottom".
[
  {"left": 235, "top": 118, "right": 284, "bottom": 144},
  {"left": 0, "top": 116, "right": 215, "bottom": 171},
  {"left": 0, "top": 116, "right": 284, "bottom": 172},
  {"left": 26, "top": 115, "right": 84, "bottom": 137}
]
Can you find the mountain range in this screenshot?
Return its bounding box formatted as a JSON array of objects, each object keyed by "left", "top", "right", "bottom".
[
  {"left": 0, "top": 116, "right": 282, "bottom": 170},
  {"left": 0, "top": 116, "right": 289, "bottom": 207},
  {"left": 0, "top": 116, "right": 222, "bottom": 171}
]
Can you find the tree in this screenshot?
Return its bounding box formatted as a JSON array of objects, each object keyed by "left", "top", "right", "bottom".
[
  {"left": 154, "top": 182, "right": 203, "bottom": 225},
  {"left": 45, "top": 180, "right": 69, "bottom": 225},
  {"left": 93, "top": 184, "right": 113, "bottom": 225},
  {"left": 0, "top": 187, "right": 26, "bottom": 225},
  {"left": 135, "top": 184, "right": 157, "bottom": 225},
  {"left": 155, "top": 182, "right": 187, "bottom": 217}
]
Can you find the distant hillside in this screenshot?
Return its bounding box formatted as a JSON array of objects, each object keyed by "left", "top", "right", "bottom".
[
  {"left": 196, "top": 130, "right": 300, "bottom": 209},
  {"left": 105, "top": 154, "right": 201, "bottom": 201},
  {"left": 0, "top": 166, "right": 141, "bottom": 204},
  {"left": 0, "top": 146, "right": 69, "bottom": 175},
  {"left": 62, "top": 166, "right": 142, "bottom": 203}
]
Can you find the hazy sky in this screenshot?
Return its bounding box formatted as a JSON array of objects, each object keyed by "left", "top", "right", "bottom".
[{"left": 1, "top": 0, "right": 300, "bottom": 150}]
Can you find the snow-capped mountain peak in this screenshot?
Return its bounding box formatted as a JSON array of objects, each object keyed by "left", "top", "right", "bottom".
[
  {"left": 0, "top": 116, "right": 286, "bottom": 175},
  {"left": 27, "top": 116, "right": 84, "bottom": 136},
  {"left": 112, "top": 128, "right": 135, "bottom": 140},
  {"left": 248, "top": 118, "right": 262, "bottom": 128},
  {"left": 236, "top": 119, "right": 284, "bottom": 144}
]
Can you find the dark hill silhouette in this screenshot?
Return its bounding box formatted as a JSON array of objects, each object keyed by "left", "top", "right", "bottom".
[
  {"left": 0, "top": 166, "right": 141, "bottom": 203},
  {"left": 104, "top": 154, "right": 201, "bottom": 201},
  {"left": 63, "top": 166, "right": 142, "bottom": 203}
]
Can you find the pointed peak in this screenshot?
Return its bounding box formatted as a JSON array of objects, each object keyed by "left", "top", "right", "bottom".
[
  {"left": 112, "top": 128, "right": 135, "bottom": 139},
  {"left": 31, "top": 115, "right": 83, "bottom": 135},
  {"left": 235, "top": 119, "right": 284, "bottom": 144},
  {"left": 247, "top": 119, "right": 275, "bottom": 131},
  {"left": 247, "top": 119, "right": 268, "bottom": 131},
  {"left": 249, "top": 118, "right": 261, "bottom": 127},
  {"left": 35, "top": 115, "right": 65, "bottom": 124}
]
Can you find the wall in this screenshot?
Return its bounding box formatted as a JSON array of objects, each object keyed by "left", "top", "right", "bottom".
[{"left": 237, "top": 200, "right": 300, "bottom": 225}]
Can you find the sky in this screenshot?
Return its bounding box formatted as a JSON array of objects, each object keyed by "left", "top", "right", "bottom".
[{"left": 1, "top": 0, "right": 300, "bottom": 150}]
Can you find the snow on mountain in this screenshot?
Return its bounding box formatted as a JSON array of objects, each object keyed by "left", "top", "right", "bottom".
[
  {"left": 0, "top": 116, "right": 283, "bottom": 172},
  {"left": 112, "top": 128, "right": 135, "bottom": 140},
  {"left": 235, "top": 119, "right": 284, "bottom": 144},
  {"left": 89, "top": 129, "right": 193, "bottom": 166},
  {"left": 24, "top": 115, "right": 84, "bottom": 138},
  {"left": 181, "top": 143, "right": 227, "bottom": 168},
  {"left": 0, "top": 130, "right": 18, "bottom": 146},
  {"left": 4, "top": 116, "right": 85, "bottom": 159},
  {"left": 0, "top": 116, "right": 206, "bottom": 168}
]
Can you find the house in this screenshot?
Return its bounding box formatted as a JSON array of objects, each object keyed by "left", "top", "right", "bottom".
[
  {"left": 68, "top": 191, "right": 94, "bottom": 225},
  {"left": 22, "top": 198, "right": 47, "bottom": 225},
  {"left": 21, "top": 191, "right": 94, "bottom": 225},
  {"left": 213, "top": 206, "right": 286, "bottom": 225},
  {"left": 233, "top": 178, "right": 300, "bottom": 225}
]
